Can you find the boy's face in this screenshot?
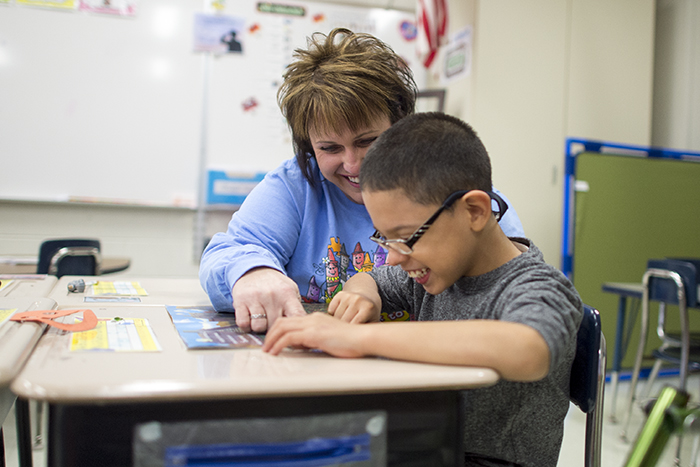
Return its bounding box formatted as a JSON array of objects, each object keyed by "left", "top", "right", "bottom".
[
  {"left": 363, "top": 188, "right": 477, "bottom": 295},
  {"left": 309, "top": 115, "right": 392, "bottom": 205}
]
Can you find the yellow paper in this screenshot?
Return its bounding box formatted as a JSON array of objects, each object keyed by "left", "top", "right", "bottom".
[
  {"left": 71, "top": 321, "right": 108, "bottom": 350},
  {"left": 0, "top": 308, "right": 18, "bottom": 326},
  {"left": 133, "top": 318, "right": 159, "bottom": 351},
  {"left": 16, "top": 0, "right": 75, "bottom": 8},
  {"left": 70, "top": 318, "right": 161, "bottom": 352},
  {"left": 91, "top": 281, "right": 148, "bottom": 296}
]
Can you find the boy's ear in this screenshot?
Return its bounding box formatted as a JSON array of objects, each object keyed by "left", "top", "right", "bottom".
[{"left": 461, "top": 191, "right": 492, "bottom": 232}]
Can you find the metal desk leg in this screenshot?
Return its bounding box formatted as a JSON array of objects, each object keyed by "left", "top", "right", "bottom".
[
  {"left": 15, "top": 400, "right": 32, "bottom": 467},
  {"left": 610, "top": 295, "right": 628, "bottom": 423},
  {"left": 32, "top": 402, "right": 44, "bottom": 450},
  {"left": 620, "top": 282, "right": 650, "bottom": 442}
]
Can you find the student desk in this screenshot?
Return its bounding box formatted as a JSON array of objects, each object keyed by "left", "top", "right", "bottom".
[
  {"left": 11, "top": 301, "right": 499, "bottom": 467},
  {"left": 1, "top": 275, "right": 58, "bottom": 419},
  {"left": 601, "top": 282, "right": 644, "bottom": 420},
  {"left": 0, "top": 275, "right": 57, "bottom": 299},
  {"left": 8, "top": 275, "right": 209, "bottom": 466},
  {"left": 0, "top": 296, "right": 55, "bottom": 467},
  {"left": 0, "top": 257, "right": 131, "bottom": 276},
  {"left": 602, "top": 281, "right": 700, "bottom": 421},
  {"left": 48, "top": 276, "right": 212, "bottom": 308},
  {"left": 0, "top": 297, "right": 55, "bottom": 424},
  {"left": 0, "top": 258, "right": 38, "bottom": 276}
]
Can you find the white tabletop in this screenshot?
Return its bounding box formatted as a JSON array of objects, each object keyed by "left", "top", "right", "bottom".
[
  {"left": 49, "top": 275, "right": 212, "bottom": 308},
  {"left": 11, "top": 305, "right": 499, "bottom": 405}
]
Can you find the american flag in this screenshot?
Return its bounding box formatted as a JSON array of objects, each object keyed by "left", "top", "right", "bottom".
[{"left": 416, "top": 0, "right": 448, "bottom": 68}]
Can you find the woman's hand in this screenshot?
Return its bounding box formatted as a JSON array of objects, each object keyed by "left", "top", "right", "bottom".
[{"left": 231, "top": 267, "right": 306, "bottom": 333}]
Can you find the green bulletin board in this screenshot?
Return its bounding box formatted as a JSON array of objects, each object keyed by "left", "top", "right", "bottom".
[{"left": 564, "top": 143, "right": 700, "bottom": 370}]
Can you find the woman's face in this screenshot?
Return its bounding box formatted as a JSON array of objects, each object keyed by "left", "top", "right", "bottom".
[{"left": 309, "top": 115, "right": 392, "bottom": 204}]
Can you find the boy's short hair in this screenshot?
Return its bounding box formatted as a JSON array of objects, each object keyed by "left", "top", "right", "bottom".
[
  {"left": 278, "top": 28, "right": 417, "bottom": 185},
  {"left": 360, "top": 112, "right": 493, "bottom": 205}
]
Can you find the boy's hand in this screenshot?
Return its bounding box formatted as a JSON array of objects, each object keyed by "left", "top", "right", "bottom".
[
  {"left": 262, "top": 313, "right": 367, "bottom": 358},
  {"left": 328, "top": 291, "right": 380, "bottom": 323}
]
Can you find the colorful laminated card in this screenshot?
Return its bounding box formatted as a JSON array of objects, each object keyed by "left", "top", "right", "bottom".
[
  {"left": 70, "top": 317, "right": 161, "bottom": 352},
  {"left": 165, "top": 303, "right": 329, "bottom": 350},
  {"left": 166, "top": 306, "right": 264, "bottom": 349}
]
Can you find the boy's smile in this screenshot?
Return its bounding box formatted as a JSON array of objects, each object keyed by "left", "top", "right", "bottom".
[
  {"left": 406, "top": 267, "right": 431, "bottom": 287},
  {"left": 363, "top": 188, "right": 476, "bottom": 295}
]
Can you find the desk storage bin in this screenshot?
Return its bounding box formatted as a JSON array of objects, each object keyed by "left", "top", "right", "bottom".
[
  {"left": 47, "top": 391, "right": 464, "bottom": 467},
  {"left": 134, "top": 411, "right": 386, "bottom": 467}
]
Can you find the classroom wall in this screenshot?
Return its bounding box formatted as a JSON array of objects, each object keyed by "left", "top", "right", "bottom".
[
  {"left": 0, "top": 0, "right": 672, "bottom": 280},
  {"left": 0, "top": 0, "right": 417, "bottom": 279},
  {"left": 0, "top": 200, "right": 203, "bottom": 277},
  {"left": 462, "top": 0, "right": 655, "bottom": 266},
  {"left": 652, "top": 0, "right": 700, "bottom": 152}
]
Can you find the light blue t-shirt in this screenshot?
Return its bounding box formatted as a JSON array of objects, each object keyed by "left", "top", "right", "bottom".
[{"left": 199, "top": 157, "right": 524, "bottom": 311}]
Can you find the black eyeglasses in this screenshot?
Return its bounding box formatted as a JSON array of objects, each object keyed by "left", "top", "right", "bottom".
[{"left": 369, "top": 190, "right": 508, "bottom": 255}]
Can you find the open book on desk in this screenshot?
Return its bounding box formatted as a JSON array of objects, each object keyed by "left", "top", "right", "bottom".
[{"left": 166, "top": 303, "right": 328, "bottom": 349}]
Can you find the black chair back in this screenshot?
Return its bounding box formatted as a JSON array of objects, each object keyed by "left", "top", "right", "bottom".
[
  {"left": 570, "top": 304, "right": 606, "bottom": 467},
  {"left": 647, "top": 259, "right": 699, "bottom": 307},
  {"left": 37, "top": 238, "right": 101, "bottom": 277}
]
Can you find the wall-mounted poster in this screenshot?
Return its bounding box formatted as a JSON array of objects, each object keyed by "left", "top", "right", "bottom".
[
  {"left": 441, "top": 26, "right": 472, "bottom": 85},
  {"left": 16, "top": 0, "right": 75, "bottom": 9},
  {"left": 193, "top": 13, "right": 246, "bottom": 54}
]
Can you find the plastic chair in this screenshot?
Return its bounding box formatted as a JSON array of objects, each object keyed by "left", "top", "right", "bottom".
[
  {"left": 641, "top": 260, "right": 700, "bottom": 397},
  {"left": 621, "top": 259, "right": 700, "bottom": 465},
  {"left": 37, "top": 238, "right": 102, "bottom": 277},
  {"left": 570, "top": 304, "right": 607, "bottom": 467}
]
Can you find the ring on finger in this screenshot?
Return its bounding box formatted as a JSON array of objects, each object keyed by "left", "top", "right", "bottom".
[{"left": 251, "top": 313, "right": 267, "bottom": 319}]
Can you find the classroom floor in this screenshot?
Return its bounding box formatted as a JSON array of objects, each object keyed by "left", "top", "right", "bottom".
[
  {"left": 559, "top": 373, "right": 700, "bottom": 467},
  {"left": 3, "top": 375, "right": 700, "bottom": 467}
]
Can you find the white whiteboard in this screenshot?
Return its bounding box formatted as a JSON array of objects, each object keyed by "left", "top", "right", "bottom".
[{"left": 0, "top": 0, "right": 423, "bottom": 206}]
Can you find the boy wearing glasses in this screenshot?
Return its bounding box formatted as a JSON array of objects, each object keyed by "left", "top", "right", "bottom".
[{"left": 263, "top": 112, "right": 582, "bottom": 467}]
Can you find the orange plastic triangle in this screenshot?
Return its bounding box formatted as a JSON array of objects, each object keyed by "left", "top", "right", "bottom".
[{"left": 10, "top": 309, "right": 98, "bottom": 332}]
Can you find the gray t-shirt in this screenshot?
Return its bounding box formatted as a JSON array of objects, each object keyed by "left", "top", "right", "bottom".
[{"left": 369, "top": 238, "right": 582, "bottom": 467}]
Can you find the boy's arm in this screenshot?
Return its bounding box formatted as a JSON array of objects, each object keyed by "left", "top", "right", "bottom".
[
  {"left": 359, "top": 320, "right": 550, "bottom": 382},
  {"left": 327, "top": 272, "right": 382, "bottom": 323},
  {"left": 263, "top": 316, "right": 550, "bottom": 382}
]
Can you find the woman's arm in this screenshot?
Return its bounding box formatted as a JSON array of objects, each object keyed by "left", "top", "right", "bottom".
[{"left": 199, "top": 164, "right": 305, "bottom": 309}]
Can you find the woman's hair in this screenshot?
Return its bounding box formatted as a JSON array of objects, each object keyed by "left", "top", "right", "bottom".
[
  {"left": 361, "top": 112, "right": 493, "bottom": 206},
  {"left": 278, "top": 28, "right": 417, "bottom": 184}
]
